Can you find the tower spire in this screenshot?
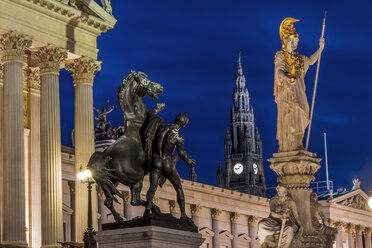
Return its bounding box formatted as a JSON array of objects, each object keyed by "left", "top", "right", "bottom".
[{"left": 238, "top": 49, "right": 242, "bottom": 68}]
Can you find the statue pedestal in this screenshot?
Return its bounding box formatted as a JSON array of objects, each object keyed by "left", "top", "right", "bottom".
[
  {"left": 268, "top": 150, "right": 336, "bottom": 247},
  {"left": 96, "top": 214, "right": 204, "bottom": 248}
]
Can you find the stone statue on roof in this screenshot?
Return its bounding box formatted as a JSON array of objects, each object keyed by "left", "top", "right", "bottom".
[{"left": 101, "top": 0, "right": 112, "bottom": 15}]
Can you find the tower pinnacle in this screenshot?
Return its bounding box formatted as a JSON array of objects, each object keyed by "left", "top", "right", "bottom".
[{"left": 238, "top": 49, "right": 242, "bottom": 68}]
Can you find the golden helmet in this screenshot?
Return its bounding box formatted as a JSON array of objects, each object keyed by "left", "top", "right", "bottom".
[{"left": 279, "top": 17, "right": 300, "bottom": 49}]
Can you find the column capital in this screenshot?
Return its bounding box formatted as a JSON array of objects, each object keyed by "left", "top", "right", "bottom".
[
  {"left": 355, "top": 225, "right": 364, "bottom": 235},
  {"left": 365, "top": 227, "right": 371, "bottom": 236},
  {"left": 0, "top": 31, "right": 32, "bottom": 62},
  {"left": 229, "top": 212, "right": 240, "bottom": 223},
  {"left": 169, "top": 200, "right": 178, "bottom": 213},
  {"left": 68, "top": 181, "right": 75, "bottom": 194},
  {"left": 248, "top": 215, "right": 259, "bottom": 225},
  {"left": 33, "top": 46, "right": 67, "bottom": 74},
  {"left": 26, "top": 67, "right": 40, "bottom": 92},
  {"left": 190, "top": 204, "right": 202, "bottom": 216},
  {"left": 333, "top": 221, "right": 344, "bottom": 230},
  {"left": 97, "top": 188, "right": 105, "bottom": 199},
  {"left": 345, "top": 223, "right": 355, "bottom": 232},
  {"left": 122, "top": 191, "right": 131, "bottom": 203},
  {"left": 65, "top": 57, "right": 101, "bottom": 85},
  {"left": 152, "top": 196, "right": 159, "bottom": 205},
  {"left": 210, "top": 208, "right": 222, "bottom": 220}
]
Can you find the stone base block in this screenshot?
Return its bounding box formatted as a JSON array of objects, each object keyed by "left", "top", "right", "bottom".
[
  {"left": 302, "top": 234, "right": 335, "bottom": 248},
  {"left": 96, "top": 225, "right": 205, "bottom": 248}
]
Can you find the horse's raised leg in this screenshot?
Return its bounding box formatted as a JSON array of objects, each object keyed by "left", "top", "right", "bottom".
[{"left": 101, "top": 184, "right": 123, "bottom": 222}]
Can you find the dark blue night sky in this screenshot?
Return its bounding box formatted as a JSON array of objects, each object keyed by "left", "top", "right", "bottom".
[{"left": 60, "top": 1, "right": 372, "bottom": 196}]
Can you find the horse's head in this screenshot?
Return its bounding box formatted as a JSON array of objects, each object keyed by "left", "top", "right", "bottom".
[
  {"left": 118, "top": 71, "right": 164, "bottom": 124},
  {"left": 134, "top": 71, "right": 163, "bottom": 100}
]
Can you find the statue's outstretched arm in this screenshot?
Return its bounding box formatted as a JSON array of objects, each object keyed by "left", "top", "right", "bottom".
[
  {"left": 309, "top": 37, "right": 325, "bottom": 66},
  {"left": 149, "top": 103, "right": 165, "bottom": 116},
  {"left": 177, "top": 139, "right": 196, "bottom": 167}
]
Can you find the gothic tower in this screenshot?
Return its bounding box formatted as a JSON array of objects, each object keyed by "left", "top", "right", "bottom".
[{"left": 216, "top": 51, "right": 266, "bottom": 197}]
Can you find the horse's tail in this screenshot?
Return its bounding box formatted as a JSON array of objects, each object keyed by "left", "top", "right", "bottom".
[
  {"left": 87, "top": 152, "right": 124, "bottom": 203},
  {"left": 87, "top": 151, "right": 106, "bottom": 179}
]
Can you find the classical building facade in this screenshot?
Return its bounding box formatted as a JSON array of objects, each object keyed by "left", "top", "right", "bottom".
[
  {"left": 217, "top": 52, "right": 266, "bottom": 197},
  {"left": 0, "top": 0, "right": 116, "bottom": 247}
]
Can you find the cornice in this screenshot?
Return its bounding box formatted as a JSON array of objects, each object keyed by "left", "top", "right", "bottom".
[{"left": 9, "top": 0, "right": 116, "bottom": 34}]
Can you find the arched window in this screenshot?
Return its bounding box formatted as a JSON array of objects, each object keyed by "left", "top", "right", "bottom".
[{"left": 242, "top": 97, "right": 245, "bottom": 109}]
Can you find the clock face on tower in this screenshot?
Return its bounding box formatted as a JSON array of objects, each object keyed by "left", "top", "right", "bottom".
[
  {"left": 233, "top": 163, "right": 243, "bottom": 174},
  {"left": 253, "top": 163, "right": 258, "bottom": 174}
]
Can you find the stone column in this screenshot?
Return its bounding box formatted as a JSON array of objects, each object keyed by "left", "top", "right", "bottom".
[
  {"left": 211, "top": 208, "right": 221, "bottom": 248},
  {"left": 0, "top": 63, "right": 3, "bottom": 243},
  {"left": 65, "top": 57, "right": 101, "bottom": 241},
  {"left": 0, "top": 31, "right": 31, "bottom": 247},
  {"left": 365, "top": 228, "right": 371, "bottom": 248},
  {"left": 190, "top": 204, "right": 202, "bottom": 229},
  {"left": 123, "top": 191, "right": 133, "bottom": 220},
  {"left": 333, "top": 222, "right": 344, "bottom": 248},
  {"left": 98, "top": 189, "right": 108, "bottom": 229},
  {"left": 68, "top": 181, "right": 76, "bottom": 241},
  {"left": 355, "top": 225, "right": 363, "bottom": 248},
  {"left": 34, "top": 46, "right": 67, "bottom": 248},
  {"left": 230, "top": 212, "right": 240, "bottom": 248},
  {"left": 346, "top": 223, "right": 355, "bottom": 248},
  {"left": 248, "top": 216, "right": 258, "bottom": 248},
  {"left": 27, "top": 67, "right": 42, "bottom": 248}
]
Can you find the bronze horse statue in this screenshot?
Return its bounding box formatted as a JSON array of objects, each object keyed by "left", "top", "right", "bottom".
[{"left": 87, "top": 71, "right": 163, "bottom": 222}]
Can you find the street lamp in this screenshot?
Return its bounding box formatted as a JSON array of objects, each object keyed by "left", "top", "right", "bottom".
[{"left": 77, "top": 169, "right": 97, "bottom": 248}]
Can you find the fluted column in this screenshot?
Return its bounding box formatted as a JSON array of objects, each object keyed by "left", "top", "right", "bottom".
[
  {"left": 26, "top": 67, "right": 42, "bottom": 248},
  {"left": 355, "top": 225, "right": 363, "bottom": 248},
  {"left": 0, "top": 31, "right": 31, "bottom": 247},
  {"left": 123, "top": 191, "right": 133, "bottom": 220},
  {"left": 68, "top": 181, "right": 76, "bottom": 241},
  {"left": 346, "top": 223, "right": 355, "bottom": 248},
  {"left": 365, "top": 228, "right": 371, "bottom": 248},
  {"left": 190, "top": 204, "right": 202, "bottom": 228},
  {"left": 0, "top": 63, "right": 3, "bottom": 243},
  {"left": 34, "top": 46, "right": 67, "bottom": 248},
  {"left": 211, "top": 208, "right": 221, "bottom": 248},
  {"left": 65, "top": 57, "right": 101, "bottom": 241},
  {"left": 333, "top": 222, "right": 344, "bottom": 248},
  {"left": 230, "top": 212, "right": 240, "bottom": 248},
  {"left": 248, "top": 215, "right": 258, "bottom": 248}
]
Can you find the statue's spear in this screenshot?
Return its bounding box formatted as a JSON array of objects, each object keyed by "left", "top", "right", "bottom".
[{"left": 305, "top": 11, "right": 327, "bottom": 150}]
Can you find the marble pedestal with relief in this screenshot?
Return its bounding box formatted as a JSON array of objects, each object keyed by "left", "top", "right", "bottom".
[
  {"left": 269, "top": 150, "right": 336, "bottom": 248},
  {"left": 96, "top": 214, "right": 204, "bottom": 248}
]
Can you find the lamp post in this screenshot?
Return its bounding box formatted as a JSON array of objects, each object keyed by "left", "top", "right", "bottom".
[{"left": 77, "top": 169, "right": 97, "bottom": 248}]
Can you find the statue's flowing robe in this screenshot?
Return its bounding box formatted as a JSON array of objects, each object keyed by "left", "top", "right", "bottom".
[
  {"left": 274, "top": 52, "right": 311, "bottom": 151},
  {"left": 258, "top": 195, "right": 297, "bottom": 248}
]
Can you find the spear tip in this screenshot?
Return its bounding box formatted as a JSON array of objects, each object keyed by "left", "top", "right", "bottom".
[{"left": 323, "top": 11, "right": 327, "bottom": 25}]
